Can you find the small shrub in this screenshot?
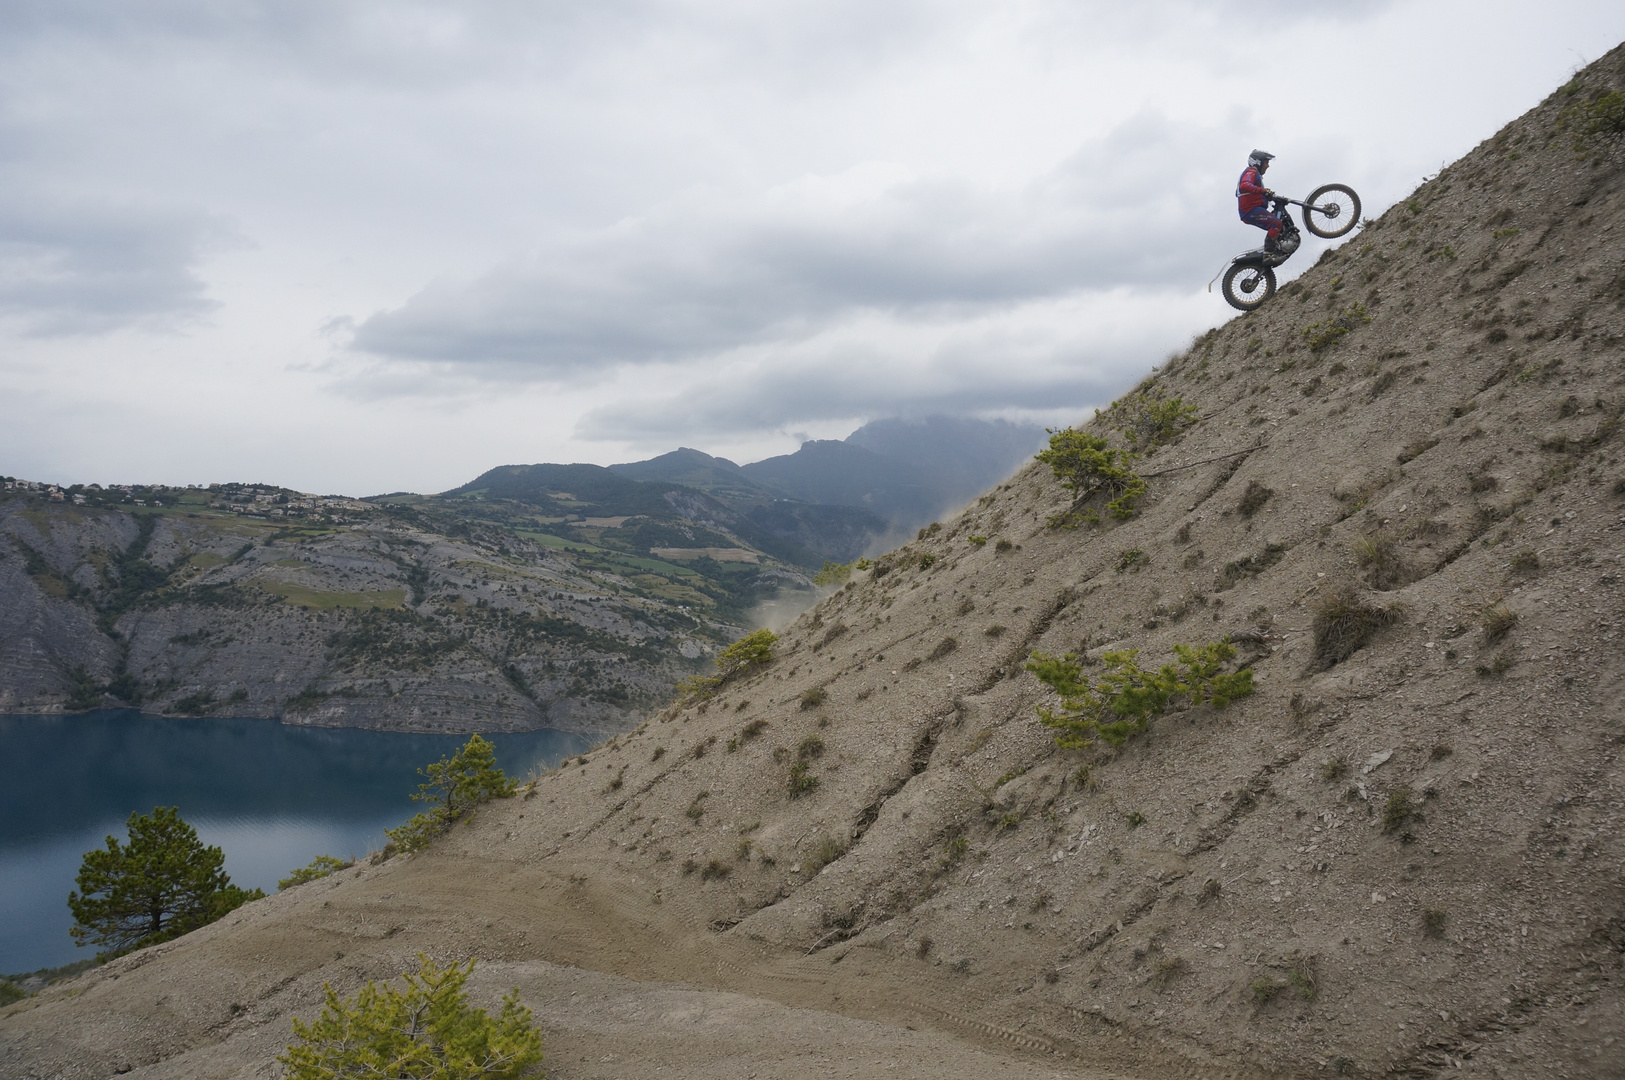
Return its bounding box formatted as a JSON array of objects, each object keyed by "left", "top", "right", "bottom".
[
  {"left": 734, "top": 838, "right": 752, "bottom": 861},
  {"left": 803, "top": 835, "right": 847, "bottom": 874},
  {"left": 984, "top": 624, "right": 1006, "bottom": 638},
  {"left": 1026, "top": 640, "right": 1254, "bottom": 750},
  {"left": 740, "top": 718, "right": 768, "bottom": 742},
  {"left": 1303, "top": 302, "right": 1372, "bottom": 352},
  {"left": 967, "top": 535, "right": 988, "bottom": 546},
  {"left": 1354, "top": 533, "right": 1407, "bottom": 590},
  {"left": 1251, "top": 977, "right": 1284, "bottom": 1005},
  {"left": 699, "top": 858, "right": 731, "bottom": 882},
  {"left": 1035, "top": 428, "right": 1147, "bottom": 523},
  {"left": 1381, "top": 787, "right": 1415, "bottom": 833},
  {"left": 278, "top": 855, "right": 350, "bottom": 890},
  {"left": 1197, "top": 878, "right": 1221, "bottom": 906},
  {"left": 799, "top": 686, "right": 827, "bottom": 710},
  {"left": 1482, "top": 600, "right": 1514, "bottom": 636},
  {"left": 1287, "top": 957, "right": 1319, "bottom": 1001},
  {"left": 927, "top": 636, "right": 958, "bottom": 660},
  {"left": 1099, "top": 382, "right": 1200, "bottom": 451},
  {"left": 278, "top": 955, "right": 542, "bottom": 1080},
  {"left": 916, "top": 936, "right": 934, "bottom": 959},
  {"left": 787, "top": 762, "right": 820, "bottom": 798},
  {"left": 0, "top": 980, "right": 25, "bottom": 1006},
  {"left": 677, "top": 628, "right": 779, "bottom": 702},
  {"left": 651, "top": 745, "right": 666, "bottom": 761},
  {"left": 1422, "top": 907, "right": 1447, "bottom": 937},
  {"left": 685, "top": 792, "right": 709, "bottom": 821},
  {"left": 1321, "top": 756, "right": 1349, "bottom": 782},
  {"left": 1125, "top": 810, "right": 1145, "bottom": 829},
  {"left": 994, "top": 539, "right": 1014, "bottom": 553},
  {"left": 796, "top": 735, "right": 825, "bottom": 761},
  {"left": 996, "top": 812, "right": 1024, "bottom": 832},
  {"left": 1150, "top": 955, "right": 1190, "bottom": 987},
  {"left": 1117, "top": 548, "right": 1147, "bottom": 571},
  {"left": 1509, "top": 548, "right": 1541, "bottom": 575},
  {"left": 813, "top": 561, "right": 852, "bottom": 586},
  {"left": 942, "top": 836, "right": 969, "bottom": 866},
  {"left": 917, "top": 552, "right": 937, "bottom": 570},
  {"left": 1429, "top": 742, "right": 1453, "bottom": 761},
  {"left": 1309, "top": 585, "right": 1400, "bottom": 671},
  {"left": 1236, "top": 481, "right": 1274, "bottom": 518},
  {"left": 1476, "top": 650, "right": 1513, "bottom": 677}
]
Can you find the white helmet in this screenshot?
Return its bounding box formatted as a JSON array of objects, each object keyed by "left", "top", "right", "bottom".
[{"left": 1248, "top": 149, "right": 1275, "bottom": 168}]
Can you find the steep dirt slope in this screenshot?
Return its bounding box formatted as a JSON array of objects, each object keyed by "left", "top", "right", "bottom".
[{"left": 7, "top": 46, "right": 1625, "bottom": 1080}]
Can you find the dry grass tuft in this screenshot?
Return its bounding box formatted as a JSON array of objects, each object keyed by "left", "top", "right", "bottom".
[{"left": 1309, "top": 585, "right": 1401, "bottom": 671}]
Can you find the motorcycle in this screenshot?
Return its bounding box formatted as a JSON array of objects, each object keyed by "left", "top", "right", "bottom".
[{"left": 1214, "top": 184, "right": 1361, "bottom": 311}]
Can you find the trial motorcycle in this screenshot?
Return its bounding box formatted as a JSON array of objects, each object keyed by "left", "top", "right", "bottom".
[{"left": 1214, "top": 184, "right": 1361, "bottom": 311}]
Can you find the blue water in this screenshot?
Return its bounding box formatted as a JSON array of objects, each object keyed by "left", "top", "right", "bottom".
[{"left": 0, "top": 710, "right": 592, "bottom": 974}]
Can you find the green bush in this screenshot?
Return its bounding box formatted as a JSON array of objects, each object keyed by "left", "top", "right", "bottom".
[
  {"left": 1026, "top": 640, "right": 1254, "bottom": 749},
  {"left": 812, "top": 561, "right": 852, "bottom": 586},
  {"left": 0, "top": 980, "right": 28, "bottom": 1006},
  {"left": 1098, "top": 382, "right": 1200, "bottom": 451},
  {"left": 279, "top": 954, "right": 542, "bottom": 1080},
  {"left": 1035, "top": 429, "right": 1147, "bottom": 524},
  {"left": 279, "top": 855, "right": 351, "bottom": 890},
  {"left": 677, "top": 629, "right": 779, "bottom": 701}
]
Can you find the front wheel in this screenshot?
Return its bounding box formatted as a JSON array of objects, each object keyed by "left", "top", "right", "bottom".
[
  {"left": 1222, "top": 262, "right": 1276, "bottom": 311},
  {"left": 1304, "top": 183, "right": 1361, "bottom": 239}
]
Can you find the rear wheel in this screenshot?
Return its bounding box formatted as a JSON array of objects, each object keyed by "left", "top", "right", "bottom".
[
  {"left": 1222, "top": 262, "right": 1276, "bottom": 311},
  {"left": 1304, "top": 183, "right": 1361, "bottom": 238}
]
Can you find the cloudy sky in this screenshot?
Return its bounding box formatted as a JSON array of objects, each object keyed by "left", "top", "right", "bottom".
[{"left": 2, "top": 1, "right": 1621, "bottom": 495}]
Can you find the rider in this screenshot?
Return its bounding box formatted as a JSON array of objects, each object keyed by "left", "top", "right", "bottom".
[{"left": 1236, "top": 149, "right": 1281, "bottom": 255}]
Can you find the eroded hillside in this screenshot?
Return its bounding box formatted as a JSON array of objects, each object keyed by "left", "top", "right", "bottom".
[{"left": 6, "top": 44, "right": 1625, "bottom": 1080}]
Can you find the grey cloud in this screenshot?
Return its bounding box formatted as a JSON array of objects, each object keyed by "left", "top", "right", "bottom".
[
  {"left": 0, "top": 193, "right": 227, "bottom": 335},
  {"left": 349, "top": 110, "right": 1247, "bottom": 374}
]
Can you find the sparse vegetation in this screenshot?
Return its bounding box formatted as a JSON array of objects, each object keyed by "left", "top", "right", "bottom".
[
  {"left": 651, "top": 745, "right": 666, "bottom": 761},
  {"left": 1150, "top": 955, "right": 1190, "bottom": 987},
  {"left": 799, "top": 686, "right": 826, "bottom": 710},
  {"left": 685, "top": 792, "right": 709, "bottom": 821},
  {"left": 699, "top": 858, "right": 731, "bottom": 882},
  {"left": 1026, "top": 640, "right": 1254, "bottom": 749},
  {"left": 796, "top": 734, "right": 825, "bottom": 760},
  {"left": 994, "top": 539, "right": 1014, "bottom": 553},
  {"left": 967, "top": 535, "right": 988, "bottom": 546},
  {"left": 1036, "top": 429, "right": 1147, "bottom": 523},
  {"left": 1309, "top": 585, "right": 1401, "bottom": 671},
  {"left": 984, "top": 623, "right": 1006, "bottom": 638},
  {"left": 927, "top": 636, "right": 957, "bottom": 660},
  {"left": 278, "top": 954, "right": 542, "bottom": 1080},
  {"left": 1321, "top": 756, "right": 1349, "bottom": 782},
  {"left": 1476, "top": 650, "right": 1514, "bottom": 677},
  {"left": 1125, "top": 810, "right": 1145, "bottom": 829},
  {"left": 1422, "top": 907, "right": 1448, "bottom": 937},
  {"left": 1302, "top": 302, "right": 1373, "bottom": 353},
  {"left": 1117, "top": 548, "right": 1147, "bottom": 571},
  {"left": 1510, "top": 548, "right": 1541, "bottom": 576}
]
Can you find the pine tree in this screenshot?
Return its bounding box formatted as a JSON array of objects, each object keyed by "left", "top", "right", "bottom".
[
  {"left": 67, "top": 806, "right": 264, "bottom": 959},
  {"left": 386, "top": 735, "right": 518, "bottom": 853}
]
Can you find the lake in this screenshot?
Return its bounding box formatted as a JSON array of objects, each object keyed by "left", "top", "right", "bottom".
[{"left": 0, "top": 710, "right": 593, "bottom": 974}]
